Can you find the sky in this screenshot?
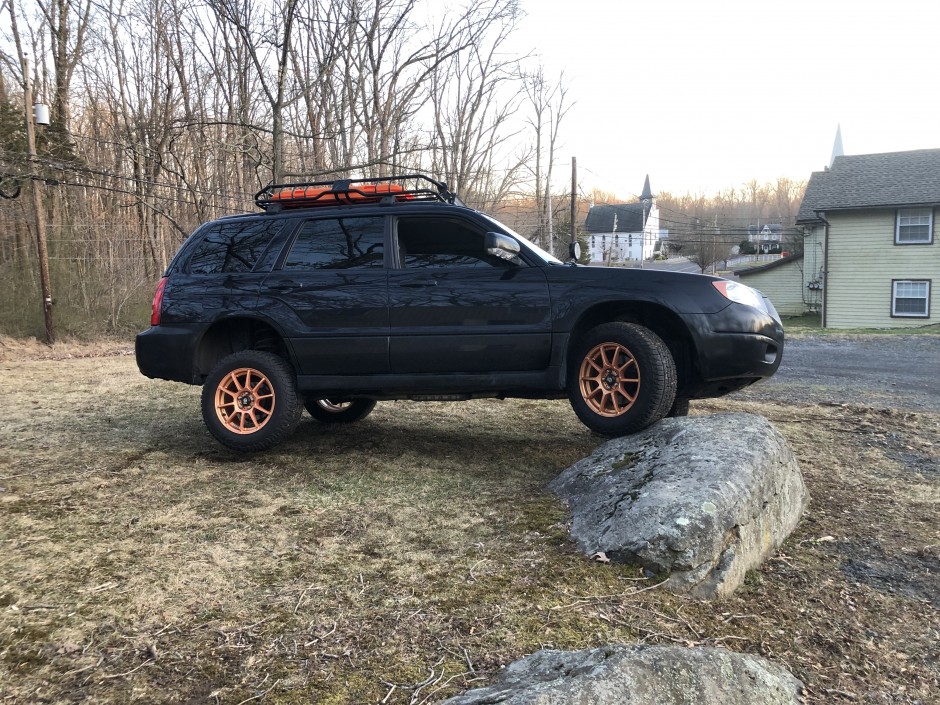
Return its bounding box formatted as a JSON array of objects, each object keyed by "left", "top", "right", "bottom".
[{"left": 512, "top": 0, "right": 940, "bottom": 199}]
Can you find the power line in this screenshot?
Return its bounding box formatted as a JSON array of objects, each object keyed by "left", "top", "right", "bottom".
[{"left": 0, "top": 148, "right": 256, "bottom": 205}]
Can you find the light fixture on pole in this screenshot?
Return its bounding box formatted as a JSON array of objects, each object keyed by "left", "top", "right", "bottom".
[{"left": 33, "top": 103, "right": 50, "bottom": 126}]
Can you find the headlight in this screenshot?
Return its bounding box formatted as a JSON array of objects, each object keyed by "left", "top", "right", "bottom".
[{"left": 712, "top": 280, "right": 765, "bottom": 310}]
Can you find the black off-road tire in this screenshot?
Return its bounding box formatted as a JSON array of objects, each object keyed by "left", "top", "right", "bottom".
[
  {"left": 567, "top": 322, "right": 677, "bottom": 437},
  {"left": 667, "top": 396, "right": 690, "bottom": 417},
  {"left": 304, "top": 398, "right": 377, "bottom": 424},
  {"left": 201, "top": 350, "right": 302, "bottom": 452}
]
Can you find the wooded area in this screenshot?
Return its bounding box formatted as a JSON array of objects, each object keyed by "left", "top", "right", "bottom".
[
  {"left": 0, "top": 0, "right": 804, "bottom": 340},
  {"left": 0, "top": 0, "right": 573, "bottom": 339}
]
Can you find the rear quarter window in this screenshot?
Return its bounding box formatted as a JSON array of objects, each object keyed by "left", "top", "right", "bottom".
[{"left": 187, "top": 219, "right": 285, "bottom": 274}]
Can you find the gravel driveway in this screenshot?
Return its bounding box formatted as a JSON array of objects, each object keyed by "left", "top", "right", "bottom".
[{"left": 733, "top": 333, "right": 940, "bottom": 412}]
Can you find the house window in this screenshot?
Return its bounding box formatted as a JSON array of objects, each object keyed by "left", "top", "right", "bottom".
[
  {"left": 896, "top": 208, "right": 933, "bottom": 244},
  {"left": 892, "top": 280, "right": 930, "bottom": 317}
]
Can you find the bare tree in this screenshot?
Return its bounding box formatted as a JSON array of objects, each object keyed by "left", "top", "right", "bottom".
[
  {"left": 744, "top": 178, "right": 771, "bottom": 226},
  {"left": 772, "top": 176, "right": 805, "bottom": 222},
  {"left": 352, "top": 0, "right": 498, "bottom": 177},
  {"left": 208, "top": 0, "right": 298, "bottom": 183},
  {"left": 522, "top": 65, "right": 569, "bottom": 252},
  {"left": 36, "top": 0, "right": 91, "bottom": 132},
  {"left": 679, "top": 219, "right": 732, "bottom": 274},
  {"left": 428, "top": 0, "right": 526, "bottom": 208}
]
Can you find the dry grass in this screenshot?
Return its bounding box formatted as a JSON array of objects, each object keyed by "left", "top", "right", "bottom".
[{"left": 1, "top": 352, "right": 938, "bottom": 704}]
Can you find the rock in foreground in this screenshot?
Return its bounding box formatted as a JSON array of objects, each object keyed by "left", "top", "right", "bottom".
[
  {"left": 549, "top": 413, "right": 808, "bottom": 599},
  {"left": 442, "top": 644, "right": 803, "bottom": 705}
]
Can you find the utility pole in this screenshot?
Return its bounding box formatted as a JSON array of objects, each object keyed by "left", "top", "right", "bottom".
[
  {"left": 546, "top": 191, "right": 553, "bottom": 256},
  {"left": 22, "top": 57, "right": 55, "bottom": 344},
  {"left": 570, "top": 157, "right": 577, "bottom": 246}
]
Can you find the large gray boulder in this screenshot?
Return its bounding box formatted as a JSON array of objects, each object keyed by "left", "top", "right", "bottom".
[
  {"left": 442, "top": 644, "right": 804, "bottom": 705},
  {"left": 549, "top": 413, "right": 808, "bottom": 599}
]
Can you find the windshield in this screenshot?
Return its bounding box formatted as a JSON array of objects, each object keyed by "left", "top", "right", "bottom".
[{"left": 479, "top": 214, "right": 564, "bottom": 265}]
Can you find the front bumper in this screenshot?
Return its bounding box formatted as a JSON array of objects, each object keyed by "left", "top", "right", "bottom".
[{"left": 682, "top": 303, "right": 784, "bottom": 396}]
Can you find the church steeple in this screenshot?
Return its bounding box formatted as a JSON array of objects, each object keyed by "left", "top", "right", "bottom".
[
  {"left": 640, "top": 175, "right": 654, "bottom": 226},
  {"left": 830, "top": 124, "right": 844, "bottom": 167}
]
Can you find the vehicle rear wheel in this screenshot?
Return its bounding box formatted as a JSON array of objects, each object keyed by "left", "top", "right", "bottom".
[
  {"left": 201, "top": 350, "right": 302, "bottom": 452},
  {"left": 667, "top": 396, "right": 690, "bottom": 417},
  {"left": 304, "top": 398, "right": 376, "bottom": 423},
  {"left": 567, "top": 322, "right": 676, "bottom": 436}
]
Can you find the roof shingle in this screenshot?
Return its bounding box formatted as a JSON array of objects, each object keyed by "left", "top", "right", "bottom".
[
  {"left": 796, "top": 148, "right": 940, "bottom": 224},
  {"left": 584, "top": 203, "right": 645, "bottom": 233}
]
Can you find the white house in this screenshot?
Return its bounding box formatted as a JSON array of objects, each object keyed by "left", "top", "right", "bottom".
[
  {"left": 584, "top": 176, "right": 660, "bottom": 265},
  {"left": 747, "top": 223, "right": 784, "bottom": 253}
]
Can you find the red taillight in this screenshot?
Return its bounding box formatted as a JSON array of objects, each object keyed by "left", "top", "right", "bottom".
[{"left": 150, "top": 277, "right": 168, "bottom": 326}]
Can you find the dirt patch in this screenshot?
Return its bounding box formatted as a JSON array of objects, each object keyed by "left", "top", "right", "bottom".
[
  {"left": 840, "top": 539, "right": 940, "bottom": 607},
  {"left": 1, "top": 356, "right": 938, "bottom": 704}
]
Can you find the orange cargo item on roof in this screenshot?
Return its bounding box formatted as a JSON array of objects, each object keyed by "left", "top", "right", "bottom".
[{"left": 270, "top": 182, "right": 412, "bottom": 205}]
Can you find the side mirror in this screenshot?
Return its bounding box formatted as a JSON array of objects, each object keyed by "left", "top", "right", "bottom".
[
  {"left": 568, "top": 241, "right": 581, "bottom": 261},
  {"left": 485, "top": 232, "right": 521, "bottom": 260}
]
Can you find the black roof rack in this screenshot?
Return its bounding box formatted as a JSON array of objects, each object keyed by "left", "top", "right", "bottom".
[{"left": 254, "top": 174, "right": 460, "bottom": 211}]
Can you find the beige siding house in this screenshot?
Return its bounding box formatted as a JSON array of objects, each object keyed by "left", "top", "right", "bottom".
[
  {"left": 736, "top": 226, "right": 825, "bottom": 316},
  {"left": 793, "top": 149, "right": 940, "bottom": 329},
  {"left": 735, "top": 252, "right": 821, "bottom": 317}
]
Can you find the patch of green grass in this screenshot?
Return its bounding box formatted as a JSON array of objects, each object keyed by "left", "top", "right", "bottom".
[
  {"left": 782, "top": 313, "right": 940, "bottom": 336},
  {"left": 780, "top": 313, "right": 822, "bottom": 333},
  {"left": 825, "top": 323, "right": 940, "bottom": 335}
]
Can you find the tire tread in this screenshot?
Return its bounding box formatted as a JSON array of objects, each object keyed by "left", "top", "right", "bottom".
[
  {"left": 567, "top": 322, "right": 677, "bottom": 436},
  {"left": 201, "top": 350, "right": 302, "bottom": 452}
]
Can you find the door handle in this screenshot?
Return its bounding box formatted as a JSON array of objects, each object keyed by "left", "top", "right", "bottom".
[
  {"left": 399, "top": 280, "right": 437, "bottom": 288},
  {"left": 267, "top": 283, "right": 302, "bottom": 291}
]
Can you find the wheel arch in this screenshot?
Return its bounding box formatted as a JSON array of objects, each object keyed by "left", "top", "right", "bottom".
[
  {"left": 193, "top": 315, "right": 294, "bottom": 382},
  {"left": 564, "top": 301, "right": 699, "bottom": 393}
]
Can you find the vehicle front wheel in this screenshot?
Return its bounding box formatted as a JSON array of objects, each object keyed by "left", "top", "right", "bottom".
[
  {"left": 304, "top": 398, "right": 377, "bottom": 424},
  {"left": 201, "top": 350, "right": 302, "bottom": 452},
  {"left": 567, "top": 322, "right": 677, "bottom": 437}
]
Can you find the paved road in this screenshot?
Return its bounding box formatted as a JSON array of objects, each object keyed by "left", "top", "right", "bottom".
[
  {"left": 733, "top": 334, "right": 940, "bottom": 412},
  {"left": 642, "top": 257, "right": 701, "bottom": 274}
]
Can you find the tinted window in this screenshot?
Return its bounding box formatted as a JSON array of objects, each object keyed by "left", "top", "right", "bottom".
[
  {"left": 397, "top": 218, "right": 518, "bottom": 269},
  {"left": 284, "top": 217, "right": 385, "bottom": 270},
  {"left": 188, "top": 220, "right": 283, "bottom": 274}
]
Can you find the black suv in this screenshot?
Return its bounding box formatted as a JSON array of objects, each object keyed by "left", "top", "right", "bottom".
[{"left": 136, "top": 175, "right": 784, "bottom": 451}]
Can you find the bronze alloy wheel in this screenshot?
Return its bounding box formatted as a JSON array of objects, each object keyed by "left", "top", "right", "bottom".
[
  {"left": 214, "top": 367, "right": 276, "bottom": 434},
  {"left": 578, "top": 341, "right": 641, "bottom": 418}
]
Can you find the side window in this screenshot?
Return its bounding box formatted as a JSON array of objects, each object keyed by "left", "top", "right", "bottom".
[
  {"left": 397, "top": 218, "right": 520, "bottom": 269},
  {"left": 892, "top": 280, "right": 931, "bottom": 317},
  {"left": 188, "top": 219, "right": 284, "bottom": 274},
  {"left": 284, "top": 217, "right": 384, "bottom": 270},
  {"left": 896, "top": 208, "right": 933, "bottom": 244}
]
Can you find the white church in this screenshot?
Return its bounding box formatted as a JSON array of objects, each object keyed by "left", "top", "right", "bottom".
[{"left": 584, "top": 175, "right": 661, "bottom": 265}]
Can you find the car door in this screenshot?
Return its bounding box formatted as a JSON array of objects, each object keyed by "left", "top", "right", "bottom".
[
  {"left": 258, "top": 215, "right": 389, "bottom": 375},
  {"left": 387, "top": 215, "right": 552, "bottom": 373}
]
